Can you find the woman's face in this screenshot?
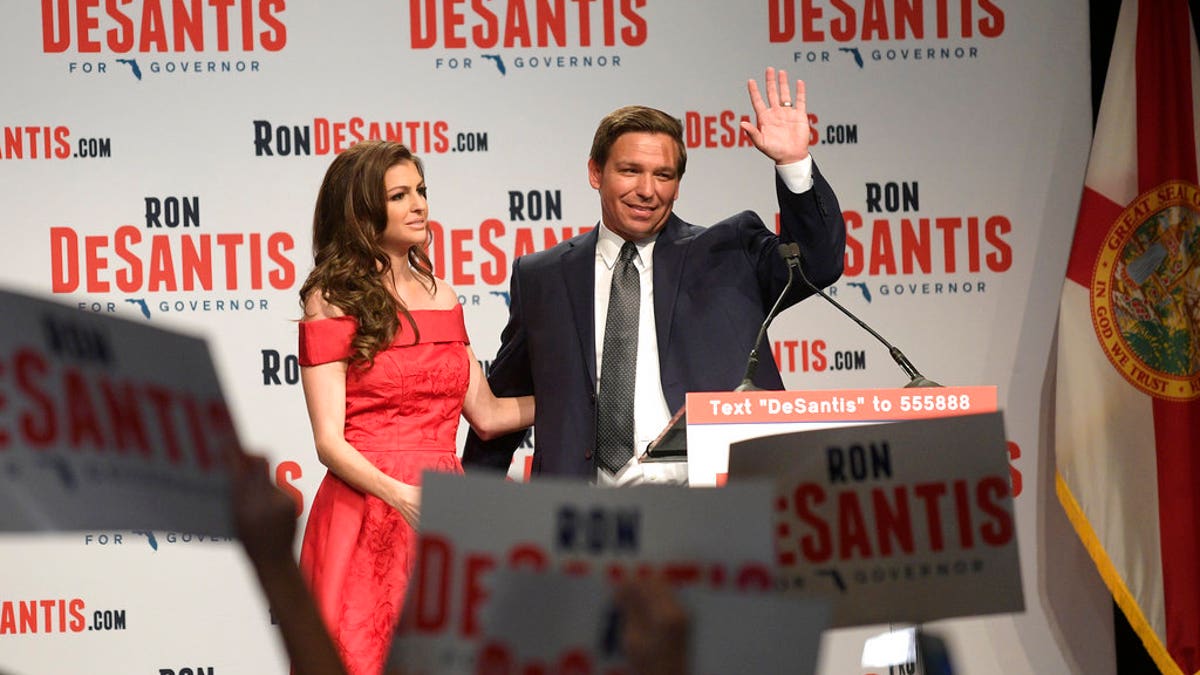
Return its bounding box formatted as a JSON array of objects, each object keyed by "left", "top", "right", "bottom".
[{"left": 380, "top": 160, "right": 428, "bottom": 254}]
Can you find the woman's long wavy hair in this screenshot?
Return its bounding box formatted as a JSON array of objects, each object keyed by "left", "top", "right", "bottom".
[{"left": 299, "top": 140, "right": 436, "bottom": 367}]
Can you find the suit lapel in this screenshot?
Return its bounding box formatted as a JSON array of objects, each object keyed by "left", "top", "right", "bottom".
[
  {"left": 561, "top": 228, "right": 599, "bottom": 386},
  {"left": 651, "top": 215, "right": 690, "bottom": 363}
]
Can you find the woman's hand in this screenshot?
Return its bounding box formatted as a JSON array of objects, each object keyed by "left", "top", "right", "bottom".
[{"left": 388, "top": 480, "right": 422, "bottom": 529}]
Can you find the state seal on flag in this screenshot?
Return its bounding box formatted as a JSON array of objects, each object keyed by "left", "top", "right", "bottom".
[{"left": 1090, "top": 180, "right": 1200, "bottom": 400}]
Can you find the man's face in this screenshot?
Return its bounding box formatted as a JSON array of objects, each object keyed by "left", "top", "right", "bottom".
[{"left": 588, "top": 132, "right": 681, "bottom": 242}]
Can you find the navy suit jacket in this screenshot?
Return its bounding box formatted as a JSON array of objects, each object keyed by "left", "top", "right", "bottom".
[{"left": 463, "top": 166, "right": 845, "bottom": 478}]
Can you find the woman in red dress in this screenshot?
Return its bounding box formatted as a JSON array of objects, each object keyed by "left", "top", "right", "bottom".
[{"left": 294, "top": 140, "right": 532, "bottom": 675}]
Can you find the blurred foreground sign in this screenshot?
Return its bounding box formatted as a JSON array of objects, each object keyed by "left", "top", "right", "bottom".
[
  {"left": 477, "top": 570, "right": 829, "bottom": 675},
  {"left": 0, "top": 290, "right": 235, "bottom": 535},
  {"left": 392, "top": 473, "right": 780, "bottom": 674}
]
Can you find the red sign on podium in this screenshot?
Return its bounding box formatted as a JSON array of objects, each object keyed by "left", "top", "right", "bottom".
[{"left": 686, "top": 386, "right": 998, "bottom": 487}]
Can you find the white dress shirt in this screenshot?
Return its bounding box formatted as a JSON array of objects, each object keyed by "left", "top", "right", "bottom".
[{"left": 593, "top": 226, "right": 683, "bottom": 486}]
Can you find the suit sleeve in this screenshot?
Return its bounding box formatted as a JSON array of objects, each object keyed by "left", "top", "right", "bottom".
[
  {"left": 778, "top": 161, "right": 845, "bottom": 291},
  {"left": 461, "top": 257, "right": 534, "bottom": 472},
  {"left": 749, "top": 161, "right": 844, "bottom": 310}
]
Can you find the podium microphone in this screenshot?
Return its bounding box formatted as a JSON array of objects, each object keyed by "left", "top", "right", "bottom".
[
  {"left": 778, "top": 243, "right": 940, "bottom": 388},
  {"left": 735, "top": 251, "right": 798, "bottom": 392},
  {"left": 654, "top": 246, "right": 801, "bottom": 455}
]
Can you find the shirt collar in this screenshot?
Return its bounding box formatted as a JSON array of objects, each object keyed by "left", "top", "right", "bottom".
[{"left": 597, "top": 223, "right": 654, "bottom": 270}]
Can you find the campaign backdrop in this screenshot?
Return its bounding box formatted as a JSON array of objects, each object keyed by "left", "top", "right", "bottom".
[{"left": 0, "top": 2, "right": 1106, "bottom": 674}]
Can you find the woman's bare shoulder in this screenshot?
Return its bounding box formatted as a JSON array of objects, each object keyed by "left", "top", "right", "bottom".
[
  {"left": 431, "top": 277, "right": 464, "bottom": 310},
  {"left": 302, "top": 288, "right": 346, "bottom": 320}
]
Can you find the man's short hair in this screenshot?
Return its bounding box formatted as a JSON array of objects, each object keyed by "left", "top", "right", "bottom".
[{"left": 589, "top": 105, "right": 687, "bottom": 178}]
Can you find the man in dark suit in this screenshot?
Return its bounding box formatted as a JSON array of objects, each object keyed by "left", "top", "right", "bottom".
[{"left": 463, "top": 68, "right": 845, "bottom": 483}]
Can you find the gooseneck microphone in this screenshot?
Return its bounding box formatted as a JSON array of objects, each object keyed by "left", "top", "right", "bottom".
[
  {"left": 734, "top": 253, "right": 797, "bottom": 392},
  {"left": 778, "top": 242, "right": 941, "bottom": 388}
]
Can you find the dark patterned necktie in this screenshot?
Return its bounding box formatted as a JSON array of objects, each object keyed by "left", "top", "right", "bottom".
[{"left": 596, "top": 241, "right": 640, "bottom": 474}]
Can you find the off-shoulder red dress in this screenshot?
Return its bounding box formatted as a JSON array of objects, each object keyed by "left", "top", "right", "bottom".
[{"left": 297, "top": 306, "right": 468, "bottom": 675}]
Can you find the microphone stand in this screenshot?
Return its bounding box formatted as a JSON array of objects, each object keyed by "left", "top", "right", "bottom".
[
  {"left": 648, "top": 242, "right": 940, "bottom": 463},
  {"left": 779, "top": 243, "right": 940, "bottom": 388},
  {"left": 650, "top": 257, "right": 795, "bottom": 459},
  {"left": 735, "top": 260, "right": 796, "bottom": 392}
]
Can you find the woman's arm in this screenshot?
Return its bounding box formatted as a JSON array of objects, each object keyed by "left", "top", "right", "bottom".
[
  {"left": 460, "top": 344, "right": 535, "bottom": 440},
  {"left": 301, "top": 291, "right": 421, "bottom": 527}
]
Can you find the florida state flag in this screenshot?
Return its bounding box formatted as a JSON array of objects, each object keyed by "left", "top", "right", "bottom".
[{"left": 1055, "top": 1, "right": 1200, "bottom": 673}]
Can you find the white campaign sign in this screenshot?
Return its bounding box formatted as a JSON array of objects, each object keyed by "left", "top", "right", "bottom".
[
  {"left": 0, "top": 289, "right": 235, "bottom": 535},
  {"left": 478, "top": 569, "right": 830, "bottom": 675},
  {"left": 390, "top": 472, "right": 778, "bottom": 674},
  {"left": 728, "top": 412, "right": 1023, "bottom": 627}
]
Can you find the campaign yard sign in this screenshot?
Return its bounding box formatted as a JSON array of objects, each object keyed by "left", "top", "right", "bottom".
[
  {"left": 728, "top": 412, "right": 1023, "bottom": 627},
  {"left": 476, "top": 569, "right": 830, "bottom": 675},
  {"left": 390, "top": 473, "right": 779, "bottom": 674},
  {"left": 0, "top": 290, "right": 236, "bottom": 535}
]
